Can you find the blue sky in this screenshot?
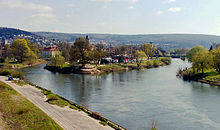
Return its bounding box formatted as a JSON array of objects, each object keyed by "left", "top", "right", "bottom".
[{"left": 0, "top": 0, "right": 219, "bottom": 35}]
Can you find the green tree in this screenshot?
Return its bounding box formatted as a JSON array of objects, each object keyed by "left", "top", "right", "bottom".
[
  {"left": 135, "top": 50, "right": 147, "bottom": 68},
  {"left": 26, "top": 39, "right": 40, "bottom": 58},
  {"left": 187, "top": 45, "right": 206, "bottom": 62},
  {"left": 50, "top": 51, "right": 65, "bottom": 67},
  {"left": 140, "top": 43, "right": 156, "bottom": 59},
  {"left": 211, "top": 47, "right": 220, "bottom": 73},
  {"left": 70, "top": 37, "right": 90, "bottom": 64},
  {"left": 58, "top": 42, "right": 71, "bottom": 61},
  {"left": 192, "top": 50, "right": 211, "bottom": 73},
  {"left": 26, "top": 51, "right": 38, "bottom": 65},
  {"left": 11, "top": 39, "right": 31, "bottom": 63}
]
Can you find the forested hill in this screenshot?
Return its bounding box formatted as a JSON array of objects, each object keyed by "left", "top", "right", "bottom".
[
  {"left": 1, "top": 27, "right": 220, "bottom": 49},
  {"left": 0, "top": 27, "right": 39, "bottom": 38},
  {"left": 34, "top": 32, "right": 220, "bottom": 49}
]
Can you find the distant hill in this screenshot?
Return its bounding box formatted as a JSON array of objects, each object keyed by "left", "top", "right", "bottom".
[
  {"left": 1, "top": 27, "right": 220, "bottom": 49},
  {"left": 0, "top": 27, "right": 39, "bottom": 38},
  {"left": 34, "top": 32, "right": 220, "bottom": 49}
]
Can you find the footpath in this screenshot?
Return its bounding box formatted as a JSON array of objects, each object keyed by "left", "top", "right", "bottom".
[{"left": 0, "top": 76, "right": 112, "bottom": 130}]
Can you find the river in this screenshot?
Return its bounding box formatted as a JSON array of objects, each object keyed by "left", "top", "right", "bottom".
[{"left": 21, "top": 59, "right": 220, "bottom": 130}]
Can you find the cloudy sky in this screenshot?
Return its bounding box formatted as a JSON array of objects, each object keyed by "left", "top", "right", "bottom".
[{"left": 0, "top": 0, "right": 220, "bottom": 35}]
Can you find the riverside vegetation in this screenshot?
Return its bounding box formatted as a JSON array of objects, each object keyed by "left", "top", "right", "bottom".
[
  {"left": 178, "top": 44, "right": 220, "bottom": 86},
  {"left": 0, "top": 39, "right": 45, "bottom": 69},
  {"left": 0, "top": 69, "right": 126, "bottom": 130},
  {"left": 0, "top": 80, "right": 62, "bottom": 129},
  {"left": 45, "top": 37, "right": 171, "bottom": 74}
]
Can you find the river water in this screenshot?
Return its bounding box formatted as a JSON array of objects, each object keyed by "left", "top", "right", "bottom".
[{"left": 21, "top": 59, "right": 220, "bottom": 130}]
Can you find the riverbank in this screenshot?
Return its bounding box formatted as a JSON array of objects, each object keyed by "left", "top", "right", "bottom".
[
  {"left": 0, "top": 59, "right": 46, "bottom": 69},
  {"left": 0, "top": 79, "right": 62, "bottom": 129},
  {"left": 44, "top": 57, "right": 171, "bottom": 75},
  {"left": 177, "top": 68, "right": 220, "bottom": 86},
  {"left": 0, "top": 76, "right": 124, "bottom": 130}
]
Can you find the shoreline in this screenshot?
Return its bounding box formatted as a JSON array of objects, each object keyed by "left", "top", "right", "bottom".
[
  {"left": 1, "top": 60, "right": 46, "bottom": 70},
  {"left": 0, "top": 76, "right": 125, "bottom": 130},
  {"left": 44, "top": 58, "right": 172, "bottom": 75},
  {"left": 177, "top": 69, "right": 220, "bottom": 87}
]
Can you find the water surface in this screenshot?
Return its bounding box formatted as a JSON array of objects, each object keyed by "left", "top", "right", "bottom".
[{"left": 22, "top": 59, "right": 220, "bottom": 130}]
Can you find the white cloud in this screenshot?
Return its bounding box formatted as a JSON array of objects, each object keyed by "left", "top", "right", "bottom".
[
  {"left": 128, "top": 6, "right": 134, "bottom": 9},
  {"left": 0, "top": 0, "right": 53, "bottom": 12},
  {"left": 156, "top": 10, "right": 164, "bottom": 15},
  {"left": 31, "top": 13, "right": 56, "bottom": 18},
  {"left": 89, "top": 0, "right": 112, "bottom": 2},
  {"left": 103, "top": 5, "right": 108, "bottom": 8},
  {"left": 168, "top": 0, "right": 176, "bottom": 3},
  {"left": 129, "top": 0, "right": 138, "bottom": 3},
  {"left": 168, "top": 7, "right": 181, "bottom": 12}
]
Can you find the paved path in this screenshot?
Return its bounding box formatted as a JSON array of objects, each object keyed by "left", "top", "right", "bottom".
[{"left": 0, "top": 76, "right": 112, "bottom": 130}]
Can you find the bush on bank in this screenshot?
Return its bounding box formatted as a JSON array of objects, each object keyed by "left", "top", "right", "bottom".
[{"left": 0, "top": 69, "right": 25, "bottom": 79}]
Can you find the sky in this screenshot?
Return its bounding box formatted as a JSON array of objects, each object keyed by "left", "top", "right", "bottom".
[{"left": 0, "top": 0, "right": 220, "bottom": 35}]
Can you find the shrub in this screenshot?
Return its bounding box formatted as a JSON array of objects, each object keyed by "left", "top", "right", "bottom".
[{"left": 0, "top": 69, "right": 25, "bottom": 79}]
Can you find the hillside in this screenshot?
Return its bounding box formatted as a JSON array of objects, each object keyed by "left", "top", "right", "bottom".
[
  {"left": 34, "top": 32, "right": 220, "bottom": 49},
  {"left": 0, "top": 27, "right": 39, "bottom": 38}
]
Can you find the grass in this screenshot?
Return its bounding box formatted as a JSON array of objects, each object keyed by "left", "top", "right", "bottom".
[
  {"left": 13, "top": 80, "right": 27, "bottom": 86},
  {"left": 97, "top": 64, "right": 124, "bottom": 71},
  {"left": 0, "top": 81, "right": 62, "bottom": 129},
  {"left": 61, "top": 63, "right": 72, "bottom": 68},
  {"left": 178, "top": 68, "right": 220, "bottom": 83},
  {"left": 41, "top": 89, "right": 69, "bottom": 107},
  {"left": 34, "top": 85, "right": 124, "bottom": 129}
]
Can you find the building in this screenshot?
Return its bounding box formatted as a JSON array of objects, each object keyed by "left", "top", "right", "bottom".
[{"left": 41, "top": 45, "right": 58, "bottom": 59}]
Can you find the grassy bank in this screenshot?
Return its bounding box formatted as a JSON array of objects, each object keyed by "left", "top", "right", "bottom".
[
  {"left": 98, "top": 57, "right": 171, "bottom": 73},
  {"left": 178, "top": 68, "right": 220, "bottom": 86},
  {"left": 0, "top": 81, "right": 62, "bottom": 129},
  {"left": 27, "top": 81, "right": 126, "bottom": 130},
  {"left": 0, "top": 69, "right": 25, "bottom": 79},
  {"left": 0, "top": 59, "right": 46, "bottom": 69}
]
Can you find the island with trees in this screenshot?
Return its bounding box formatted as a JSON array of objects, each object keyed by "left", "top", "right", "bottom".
[
  {"left": 178, "top": 44, "right": 220, "bottom": 86},
  {"left": 44, "top": 37, "right": 171, "bottom": 75}
]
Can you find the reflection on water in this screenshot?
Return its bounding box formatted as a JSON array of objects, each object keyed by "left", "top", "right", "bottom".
[{"left": 22, "top": 59, "right": 220, "bottom": 130}]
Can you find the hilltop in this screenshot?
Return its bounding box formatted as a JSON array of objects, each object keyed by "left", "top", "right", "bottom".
[
  {"left": 34, "top": 32, "right": 220, "bottom": 49},
  {"left": 1, "top": 27, "right": 220, "bottom": 49},
  {"left": 0, "top": 27, "right": 39, "bottom": 38}
]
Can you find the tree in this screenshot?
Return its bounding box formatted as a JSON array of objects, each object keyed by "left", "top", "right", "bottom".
[
  {"left": 26, "top": 51, "right": 38, "bottom": 65},
  {"left": 135, "top": 50, "right": 147, "bottom": 68},
  {"left": 26, "top": 39, "right": 40, "bottom": 58},
  {"left": 11, "top": 39, "right": 31, "bottom": 63},
  {"left": 50, "top": 51, "right": 65, "bottom": 67},
  {"left": 140, "top": 43, "right": 156, "bottom": 59},
  {"left": 70, "top": 37, "right": 90, "bottom": 64},
  {"left": 192, "top": 50, "right": 211, "bottom": 73},
  {"left": 187, "top": 45, "right": 206, "bottom": 62},
  {"left": 58, "top": 42, "right": 71, "bottom": 61},
  {"left": 89, "top": 50, "right": 101, "bottom": 64},
  {"left": 211, "top": 47, "right": 220, "bottom": 73}
]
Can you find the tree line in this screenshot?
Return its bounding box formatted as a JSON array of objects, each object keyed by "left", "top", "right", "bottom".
[
  {"left": 1, "top": 39, "right": 39, "bottom": 65},
  {"left": 52, "top": 37, "right": 163, "bottom": 67},
  {"left": 187, "top": 45, "right": 220, "bottom": 73}
]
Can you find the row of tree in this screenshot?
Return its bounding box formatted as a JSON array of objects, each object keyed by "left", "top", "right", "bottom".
[
  {"left": 2, "top": 39, "right": 39, "bottom": 64},
  {"left": 54, "top": 37, "right": 158, "bottom": 66},
  {"left": 187, "top": 45, "right": 220, "bottom": 73}
]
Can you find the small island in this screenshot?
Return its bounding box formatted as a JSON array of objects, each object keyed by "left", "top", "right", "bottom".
[{"left": 44, "top": 37, "right": 171, "bottom": 75}]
